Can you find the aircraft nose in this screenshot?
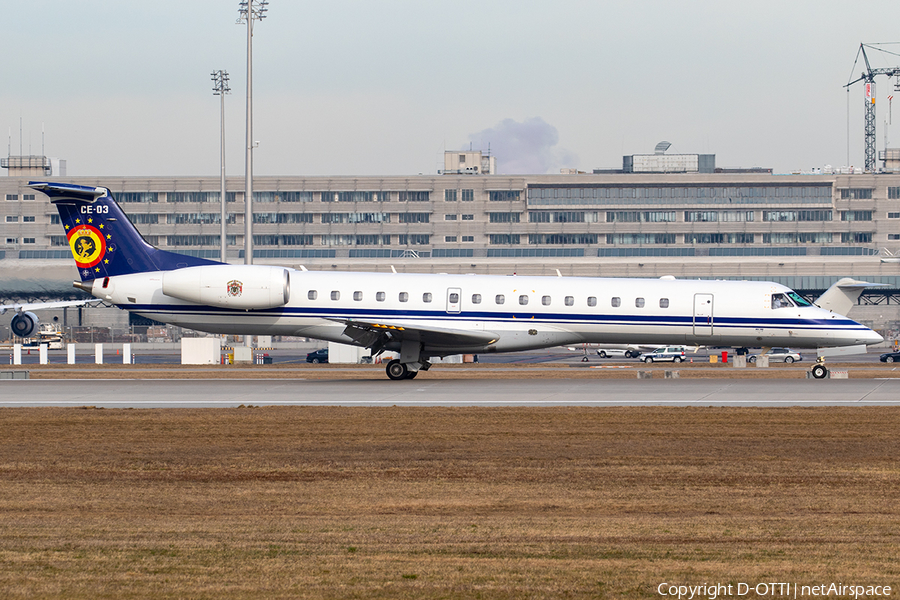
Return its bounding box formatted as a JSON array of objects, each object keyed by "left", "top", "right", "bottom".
[{"left": 862, "top": 329, "right": 884, "bottom": 345}]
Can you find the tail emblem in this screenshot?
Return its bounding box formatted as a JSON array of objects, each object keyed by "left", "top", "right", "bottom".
[
  {"left": 68, "top": 224, "right": 107, "bottom": 270},
  {"left": 227, "top": 280, "right": 243, "bottom": 297}
]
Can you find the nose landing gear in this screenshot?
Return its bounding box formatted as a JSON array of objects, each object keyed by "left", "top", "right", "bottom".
[{"left": 810, "top": 356, "right": 828, "bottom": 379}]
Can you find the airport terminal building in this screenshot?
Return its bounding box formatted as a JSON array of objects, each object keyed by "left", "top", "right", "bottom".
[{"left": 2, "top": 158, "right": 900, "bottom": 334}]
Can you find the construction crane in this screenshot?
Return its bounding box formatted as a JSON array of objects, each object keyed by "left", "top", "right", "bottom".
[{"left": 845, "top": 43, "right": 900, "bottom": 172}]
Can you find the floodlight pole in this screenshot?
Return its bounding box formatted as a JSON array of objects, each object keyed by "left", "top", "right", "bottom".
[
  {"left": 237, "top": 0, "right": 268, "bottom": 265},
  {"left": 211, "top": 70, "right": 231, "bottom": 263}
]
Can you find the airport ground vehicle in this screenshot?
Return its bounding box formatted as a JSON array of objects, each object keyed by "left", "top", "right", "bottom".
[
  {"left": 306, "top": 348, "right": 329, "bottom": 363},
  {"left": 596, "top": 348, "right": 638, "bottom": 358},
  {"left": 639, "top": 347, "right": 686, "bottom": 363},
  {"left": 879, "top": 350, "right": 900, "bottom": 363},
  {"left": 748, "top": 348, "right": 802, "bottom": 363}
]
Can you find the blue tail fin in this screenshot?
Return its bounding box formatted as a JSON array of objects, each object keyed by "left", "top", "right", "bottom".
[{"left": 29, "top": 182, "right": 220, "bottom": 281}]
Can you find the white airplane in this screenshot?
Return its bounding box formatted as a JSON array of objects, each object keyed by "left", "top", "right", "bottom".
[
  {"left": 28, "top": 181, "right": 883, "bottom": 380},
  {"left": 1, "top": 299, "right": 97, "bottom": 339}
]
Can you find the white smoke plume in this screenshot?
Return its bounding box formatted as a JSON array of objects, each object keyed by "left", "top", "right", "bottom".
[{"left": 467, "top": 117, "right": 577, "bottom": 174}]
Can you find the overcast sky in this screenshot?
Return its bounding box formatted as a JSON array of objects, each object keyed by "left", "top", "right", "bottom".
[{"left": 3, "top": 0, "right": 900, "bottom": 177}]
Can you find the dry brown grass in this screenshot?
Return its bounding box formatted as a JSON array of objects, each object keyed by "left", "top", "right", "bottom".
[{"left": 1, "top": 407, "right": 898, "bottom": 598}]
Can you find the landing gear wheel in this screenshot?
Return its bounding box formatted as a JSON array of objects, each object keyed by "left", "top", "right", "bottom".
[
  {"left": 386, "top": 360, "right": 409, "bottom": 381},
  {"left": 811, "top": 364, "right": 828, "bottom": 379},
  {"left": 405, "top": 370, "right": 418, "bottom": 380}
]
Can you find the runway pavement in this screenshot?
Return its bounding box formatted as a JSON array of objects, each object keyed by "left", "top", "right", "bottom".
[{"left": 2, "top": 378, "right": 899, "bottom": 407}]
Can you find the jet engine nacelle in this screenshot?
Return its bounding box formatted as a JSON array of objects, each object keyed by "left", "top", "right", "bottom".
[
  {"left": 11, "top": 311, "right": 39, "bottom": 338},
  {"left": 162, "top": 265, "right": 290, "bottom": 310}
]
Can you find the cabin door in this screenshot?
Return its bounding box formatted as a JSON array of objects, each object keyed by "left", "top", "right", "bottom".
[
  {"left": 693, "top": 293, "right": 714, "bottom": 337},
  {"left": 446, "top": 287, "right": 461, "bottom": 314}
]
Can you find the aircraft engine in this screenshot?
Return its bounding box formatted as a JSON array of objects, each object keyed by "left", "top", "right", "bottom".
[
  {"left": 10, "top": 311, "right": 39, "bottom": 338},
  {"left": 162, "top": 265, "right": 290, "bottom": 310}
]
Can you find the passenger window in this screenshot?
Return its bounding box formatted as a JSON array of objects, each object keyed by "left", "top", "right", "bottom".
[
  {"left": 331, "top": 291, "right": 340, "bottom": 301},
  {"left": 399, "top": 292, "right": 409, "bottom": 302},
  {"left": 565, "top": 296, "right": 574, "bottom": 306},
  {"left": 587, "top": 296, "right": 597, "bottom": 307},
  {"left": 611, "top": 297, "right": 621, "bottom": 307},
  {"left": 542, "top": 295, "right": 551, "bottom": 306},
  {"left": 659, "top": 298, "right": 669, "bottom": 308},
  {"left": 449, "top": 292, "right": 459, "bottom": 303},
  {"left": 308, "top": 290, "right": 317, "bottom": 300},
  {"left": 519, "top": 295, "right": 529, "bottom": 305},
  {"left": 495, "top": 294, "right": 505, "bottom": 305},
  {"left": 423, "top": 292, "right": 433, "bottom": 303},
  {"left": 353, "top": 291, "right": 363, "bottom": 301},
  {"left": 635, "top": 297, "right": 645, "bottom": 308},
  {"left": 376, "top": 291, "right": 385, "bottom": 302},
  {"left": 472, "top": 293, "right": 482, "bottom": 304}
]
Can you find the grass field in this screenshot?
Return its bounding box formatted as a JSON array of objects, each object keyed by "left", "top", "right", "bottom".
[{"left": 1, "top": 406, "right": 898, "bottom": 598}]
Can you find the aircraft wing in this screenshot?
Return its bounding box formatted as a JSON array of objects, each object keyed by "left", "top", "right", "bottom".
[
  {"left": 0, "top": 299, "right": 97, "bottom": 315},
  {"left": 330, "top": 317, "right": 500, "bottom": 354}
]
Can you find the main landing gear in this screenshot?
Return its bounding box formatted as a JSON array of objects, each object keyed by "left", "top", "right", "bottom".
[{"left": 386, "top": 359, "right": 419, "bottom": 380}]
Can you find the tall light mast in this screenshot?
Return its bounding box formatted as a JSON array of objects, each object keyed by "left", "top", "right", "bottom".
[
  {"left": 237, "top": 0, "right": 268, "bottom": 264},
  {"left": 211, "top": 70, "right": 231, "bottom": 263}
]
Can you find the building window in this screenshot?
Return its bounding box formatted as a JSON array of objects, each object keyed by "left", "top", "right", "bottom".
[
  {"left": 398, "top": 234, "right": 430, "bottom": 245},
  {"left": 5, "top": 216, "right": 17, "bottom": 222},
  {"left": 444, "top": 236, "right": 457, "bottom": 242},
  {"left": 398, "top": 212, "right": 430, "bottom": 223},
  {"left": 23, "top": 238, "right": 35, "bottom": 244},
  {"left": 839, "top": 188, "right": 873, "bottom": 200},
  {"left": 23, "top": 216, "right": 35, "bottom": 222},
  {"left": 488, "top": 190, "right": 521, "bottom": 202},
  {"left": 6, "top": 238, "right": 17, "bottom": 244},
  {"left": 308, "top": 290, "right": 317, "bottom": 300},
  {"left": 841, "top": 232, "right": 873, "bottom": 243},
  {"left": 398, "top": 191, "right": 430, "bottom": 202},
  {"left": 519, "top": 295, "right": 529, "bottom": 305},
  {"left": 119, "top": 192, "right": 159, "bottom": 203},
  {"left": 683, "top": 211, "right": 719, "bottom": 222},
  {"left": 495, "top": 294, "right": 505, "bottom": 305},
  {"left": 488, "top": 212, "right": 520, "bottom": 223},
  {"left": 659, "top": 298, "right": 669, "bottom": 308},
  {"left": 841, "top": 210, "right": 873, "bottom": 221},
  {"left": 462, "top": 214, "right": 474, "bottom": 220},
  {"left": 444, "top": 214, "right": 457, "bottom": 220},
  {"left": 611, "top": 297, "right": 621, "bottom": 307},
  {"left": 542, "top": 295, "right": 551, "bottom": 306},
  {"left": 472, "top": 294, "right": 482, "bottom": 304},
  {"left": 323, "top": 191, "right": 388, "bottom": 202},
  {"left": 399, "top": 292, "right": 409, "bottom": 302},
  {"left": 6, "top": 195, "right": 18, "bottom": 201},
  {"left": 331, "top": 291, "right": 340, "bottom": 301},
  {"left": 22, "top": 194, "right": 35, "bottom": 201},
  {"left": 489, "top": 234, "right": 520, "bottom": 245},
  {"left": 444, "top": 189, "right": 457, "bottom": 202},
  {"left": 888, "top": 212, "right": 900, "bottom": 219},
  {"left": 461, "top": 189, "right": 474, "bottom": 202},
  {"left": 889, "top": 187, "right": 900, "bottom": 199},
  {"left": 635, "top": 297, "right": 645, "bottom": 308},
  {"left": 462, "top": 236, "right": 474, "bottom": 242},
  {"left": 888, "top": 234, "right": 900, "bottom": 240}
]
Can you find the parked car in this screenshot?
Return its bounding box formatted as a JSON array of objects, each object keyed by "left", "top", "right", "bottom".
[
  {"left": 638, "top": 346, "right": 686, "bottom": 363},
  {"left": 747, "top": 348, "right": 801, "bottom": 363},
  {"left": 596, "top": 348, "right": 635, "bottom": 358},
  {"left": 879, "top": 350, "right": 900, "bottom": 363},
  {"left": 306, "top": 348, "right": 329, "bottom": 363}
]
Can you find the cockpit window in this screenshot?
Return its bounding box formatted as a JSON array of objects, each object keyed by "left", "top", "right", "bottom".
[
  {"left": 786, "top": 291, "right": 812, "bottom": 307},
  {"left": 771, "top": 293, "right": 793, "bottom": 309}
]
